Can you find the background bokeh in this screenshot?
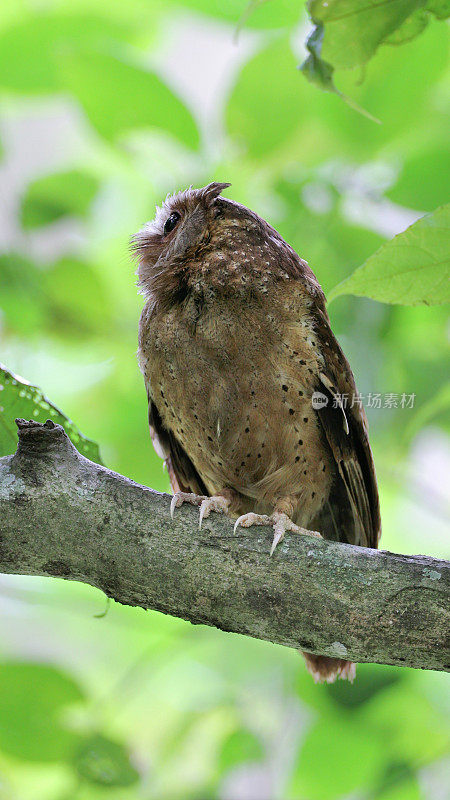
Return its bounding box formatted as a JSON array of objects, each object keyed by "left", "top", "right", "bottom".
[{"left": 0, "top": 1, "right": 449, "bottom": 798}]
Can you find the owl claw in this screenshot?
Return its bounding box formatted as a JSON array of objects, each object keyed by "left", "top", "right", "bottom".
[
  {"left": 198, "top": 496, "right": 231, "bottom": 529},
  {"left": 233, "top": 511, "right": 321, "bottom": 555},
  {"left": 169, "top": 492, "right": 206, "bottom": 520},
  {"left": 170, "top": 492, "right": 231, "bottom": 528},
  {"left": 270, "top": 529, "right": 284, "bottom": 556},
  {"left": 198, "top": 502, "right": 208, "bottom": 530},
  {"left": 233, "top": 513, "right": 271, "bottom": 534}
]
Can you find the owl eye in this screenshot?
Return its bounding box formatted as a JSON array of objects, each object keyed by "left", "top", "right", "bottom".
[{"left": 163, "top": 212, "right": 181, "bottom": 236}]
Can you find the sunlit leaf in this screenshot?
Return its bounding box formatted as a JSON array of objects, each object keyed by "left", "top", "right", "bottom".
[
  {"left": 21, "top": 170, "right": 99, "bottom": 229},
  {"left": 384, "top": 8, "right": 430, "bottom": 44},
  {"left": 301, "top": 0, "right": 449, "bottom": 109},
  {"left": 328, "top": 204, "right": 450, "bottom": 305},
  {"left": 0, "top": 364, "right": 103, "bottom": 462},
  {"left": 60, "top": 48, "right": 200, "bottom": 149},
  {"left": 299, "top": 22, "right": 380, "bottom": 121},
  {"left": 0, "top": 662, "right": 84, "bottom": 762},
  {"left": 74, "top": 734, "right": 139, "bottom": 786},
  {"left": 306, "top": 0, "right": 426, "bottom": 71},
  {"left": 385, "top": 0, "right": 449, "bottom": 43}
]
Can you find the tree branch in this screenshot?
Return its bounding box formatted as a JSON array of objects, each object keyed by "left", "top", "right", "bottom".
[{"left": 0, "top": 419, "right": 448, "bottom": 671}]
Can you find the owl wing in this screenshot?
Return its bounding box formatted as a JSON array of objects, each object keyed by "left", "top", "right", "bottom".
[
  {"left": 312, "top": 307, "right": 381, "bottom": 549},
  {"left": 148, "top": 395, "right": 208, "bottom": 496},
  {"left": 140, "top": 300, "right": 208, "bottom": 497}
]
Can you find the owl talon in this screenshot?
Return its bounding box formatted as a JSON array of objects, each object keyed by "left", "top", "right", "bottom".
[
  {"left": 233, "top": 513, "right": 271, "bottom": 534},
  {"left": 233, "top": 511, "right": 321, "bottom": 555},
  {"left": 270, "top": 529, "right": 284, "bottom": 556},
  {"left": 170, "top": 492, "right": 206, "bottom": 520},
  {"left": 198, "top": 495, "right": 231, "bottom": 530},
  {"left": 170, "top": 492, "right": 232, "bottom": 528},
  {"left": 170, "top": 494, "right": 177, "bottom": 519}
]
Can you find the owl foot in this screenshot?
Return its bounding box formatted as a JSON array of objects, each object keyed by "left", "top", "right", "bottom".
[
  {"left": 170, "top": 492, "right": 231, "bottom": 530},
  {"left": 233, "top": 511, "right": 321, "bottom": 556}
]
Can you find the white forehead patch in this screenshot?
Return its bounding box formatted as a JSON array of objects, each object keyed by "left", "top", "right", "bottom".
[{"left": 139, "top": 186, "right": 195, "bottom": 239}]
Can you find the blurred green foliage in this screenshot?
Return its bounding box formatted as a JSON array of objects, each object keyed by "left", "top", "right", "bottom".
[
  {"left": 0, "top": 1, "right": 448, "bottom": 799},
  {"left": 21, "top": 170, "right": 99, "bottom": 230}
]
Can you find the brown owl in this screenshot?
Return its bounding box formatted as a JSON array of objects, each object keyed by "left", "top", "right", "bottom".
[{"left": 132, "top": 182, "right": 381, "bottom": 683}]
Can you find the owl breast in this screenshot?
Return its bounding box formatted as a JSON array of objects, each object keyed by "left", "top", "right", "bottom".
[{"left": 138, "top": 289, "right": 333, "bottom": 527}]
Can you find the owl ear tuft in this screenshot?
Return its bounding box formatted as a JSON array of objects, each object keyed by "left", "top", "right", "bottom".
[{"left": 201, "top": 182, "right": 231, "bottom": 204}]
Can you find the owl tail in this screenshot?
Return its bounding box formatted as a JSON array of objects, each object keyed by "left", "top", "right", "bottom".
[{"left": 302, "top": 652, "right": 356, "bottom": 684}]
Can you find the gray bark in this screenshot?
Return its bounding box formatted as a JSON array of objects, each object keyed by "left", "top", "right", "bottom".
[{"left": 0, "top": 419, "right": 448, "bottom": 671}]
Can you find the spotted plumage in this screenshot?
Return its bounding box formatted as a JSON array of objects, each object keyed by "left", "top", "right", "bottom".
[{"left": 133, "top": 182, "right": 381, "bottom": 683}]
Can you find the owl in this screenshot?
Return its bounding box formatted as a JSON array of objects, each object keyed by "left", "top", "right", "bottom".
[{"left": 132, "top": 182, "right": 381, "bottom": 683}]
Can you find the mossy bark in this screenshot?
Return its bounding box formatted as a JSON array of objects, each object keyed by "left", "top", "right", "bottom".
[{"left": 0, "top": 419, "right": 448, "bottom": 671}]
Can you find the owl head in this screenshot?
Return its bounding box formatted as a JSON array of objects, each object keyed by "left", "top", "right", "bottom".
[
  {"left": 132, "top": 181, "right": 316, "bottom": 310},
  {"left": 131, "top": 182, "right": 232, "bottom": 302}
]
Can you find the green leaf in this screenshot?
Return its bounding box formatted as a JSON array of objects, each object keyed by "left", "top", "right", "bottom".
[
  {"left": 0, "top": 662, "right": 84, "bottom": 762},
  {"left": 301, "top": 0, "right": 449, "bottom": 106},
  {"left": 385, "top": 0, "right": 450, "bottom": 43},
  {"left": 74, "top": 734, "right": 139, "bottom": 787},
  {"left": 0, "top": 364, "right": 103, "bottom": 463},
  {"left": 306, "top": 0, "right": 427, "bottom": 71},
  {"left": 60, "top": 48, "right": 200, "bottom": 149},
  {"left": 21, "top": 170, "right": 99, "bottom": 229},
  {"left": 328, "top": 204, "right": 450, "bottom": 306},
  {"left": 300, "top": 23, "right": 336, "bottom": 92},
  {"left": 300, "top": 22, "right": 380, "bottom": 122},
  {"left": 384, "top": 8, "right": 430, "bottom": 44},
  {"left": 427, "top": 0, "right": 450, "bottom": 18}
]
